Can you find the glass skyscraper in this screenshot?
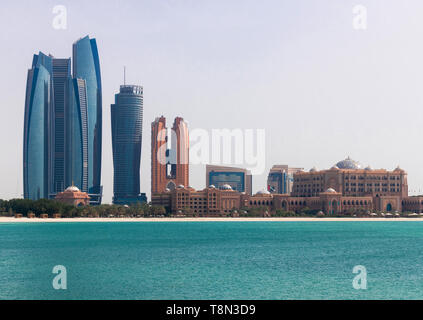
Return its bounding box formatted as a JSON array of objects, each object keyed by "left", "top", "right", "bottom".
[
  {"left": 65, "top": 78, "right": 89, "bottom": 193},
  {"left": 24, "top": 36, "right": 102, "bottom": 204},
  {"left": 72, "top": 36, "right": 103, "bottom": 205},
  {"left": 51, "top": 58, "right": 71, "bottom": 195},
  {"left": 23, "top": 52, "right": 52, "bottom": 200},
  {"left": 111, "top": 85, "right": 147, "bottom": 205}
]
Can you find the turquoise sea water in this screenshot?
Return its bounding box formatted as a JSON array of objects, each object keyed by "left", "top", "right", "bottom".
[{"left": 1, "top": 221, "right": 423, "bottom": 300}]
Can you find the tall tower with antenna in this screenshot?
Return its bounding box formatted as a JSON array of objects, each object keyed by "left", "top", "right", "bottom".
[{"left": 110, "top": 75, "right": 147, "bottom": 205}]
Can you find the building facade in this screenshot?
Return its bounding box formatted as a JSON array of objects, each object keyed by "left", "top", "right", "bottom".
[
  {"left": 282, "top": 157, "right": 410, "bottom": 213},
  {"left": 111, "top": 85, "right": 147, "bottom": 205},
  {"left": 292, "top": 157, "right": 407, "bottom": 198},
  {"left": 151, "top": 116, "right": 189, "bottom": 193},
  {"left": 206, "top": 165, "right": 252, "bottom": 195},
  {"left": 152, "top": 185, "right": 243, "bottom": 216},
  {"left": 267, "top": 165, "right": 303, "bottom": 194},
  {"left": 23, "top": 36, "right": 102, "bottom": 204},
  {"left": 153, "top": 158, "right": 422, "bottom": 215}
]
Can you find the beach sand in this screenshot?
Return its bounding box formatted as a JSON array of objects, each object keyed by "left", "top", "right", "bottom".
[{"left": 1, "top": 217, "right": 423, "bottom": 223}]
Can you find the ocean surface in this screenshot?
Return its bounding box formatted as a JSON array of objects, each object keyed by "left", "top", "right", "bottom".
[{"left": 1, "top": 221, "right": 423, "bottom": 300}]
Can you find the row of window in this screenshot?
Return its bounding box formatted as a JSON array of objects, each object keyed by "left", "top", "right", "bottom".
[
  {"left": 178, "top": 194, "right": 217, "bottom": 199},
  {"left": 295, "top": 176, "right": 401, "bottom": 183},
  {"left": 250, "top": 200, "right": 273, "bottom": 206},
  {"left": 343, "top": 200, "right": 371, "bottom": 205},
  {"left": 345, "top": 176, "right": 400, "bottom": 180}
]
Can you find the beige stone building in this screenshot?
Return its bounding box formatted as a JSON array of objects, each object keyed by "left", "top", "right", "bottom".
[
  {"left": 152, "top": 157, "right": 423, "bottom": 215},
  {"left": 152, "top": 184, "right": 243, "bottom": 215}
]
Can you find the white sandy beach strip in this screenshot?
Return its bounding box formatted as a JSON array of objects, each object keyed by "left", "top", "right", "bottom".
[{"left": 1, "top": 217, "right": 423, "bottom": 223}]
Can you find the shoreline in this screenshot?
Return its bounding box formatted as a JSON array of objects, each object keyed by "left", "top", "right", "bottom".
[{"left": 1, "top": 217, "right": 423, "bottom": 223}]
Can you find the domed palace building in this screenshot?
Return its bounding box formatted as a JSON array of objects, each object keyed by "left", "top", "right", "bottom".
[
  {"left": 55, "top": 185, "right": 90, "bottom": 206},
  {"left": 152, "top": 157, "right": 423, "bottom": 215},
  {"left": 282, "top": 157, "right": 409, "bottom": 214}
]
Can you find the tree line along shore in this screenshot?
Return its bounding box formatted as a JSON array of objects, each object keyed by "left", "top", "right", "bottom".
[{"left": 1, "top": 198, "right": 422, "bottom": 219}]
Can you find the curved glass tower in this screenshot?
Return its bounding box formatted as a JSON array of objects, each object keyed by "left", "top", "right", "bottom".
[
  {"left": 65, "top": 78, "right": 89, "bottom": 192},
  {"left": 24, "top": 35, "right": 102, "bottom": 203},
  {"left": 72, "top": 36, "right": 102, "bottom": 204},
  {"left": 23, "top": 52, "right": 52, "bottom": 200},
  {"left": 111, "top": 85, "right": 147, "bottom": 205},
  {"left": 51, "top": 58, "right": 71, "bottom": 195}
]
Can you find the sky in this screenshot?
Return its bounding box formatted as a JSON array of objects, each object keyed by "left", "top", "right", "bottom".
[{"left": 1, "top": 0, "right": 423, "bottom": 203}]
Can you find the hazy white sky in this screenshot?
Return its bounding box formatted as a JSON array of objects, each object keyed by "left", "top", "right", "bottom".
[{"left": 1, "top": 0, "right": 423, "bottom": 203}]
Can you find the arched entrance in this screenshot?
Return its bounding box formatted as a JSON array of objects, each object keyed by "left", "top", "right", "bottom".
[{"left": 386, "top": 203, "right": 392, "bottom": 212}]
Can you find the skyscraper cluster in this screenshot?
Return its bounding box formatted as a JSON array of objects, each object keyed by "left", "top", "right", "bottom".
[
  {"left": 24, "top": 36, "right": 102, "bottom": 205},
  {"left": 24, "top": 35, "right": 192, "bottom": 206}
]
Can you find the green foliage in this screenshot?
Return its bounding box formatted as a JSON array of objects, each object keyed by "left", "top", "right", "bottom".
[
  {"left": 0, "top": 198, "right": 165, "bottom": 218},
  {"left": 0, "top": 198, "right": 74, "bottom": 217},
  {"left": 274, "top": 209, "right": 296, "bottom": 217},
  {"left": 237, "top": 206, "right": 270, "bottom": 217}
]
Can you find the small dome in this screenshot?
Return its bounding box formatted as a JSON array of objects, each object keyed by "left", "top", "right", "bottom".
[
  {"left": 165, "top": 188, "right": 171, "bottom": 192},
  {"left": 330, "top": 165, "right": 339, "bottom": 170},
  {"left": 65, "top": 185, "right": 80, "bottom": 192},
  {"left": 177, "top": 184, "right": 185, "bottom": 189},
  {"left": 335, "top": 156, "right": 362, "bottom": 170},
  {"left": 326, "top": 188, "right": 336, "bottom": 193},
  {"left": 365, "top": 165, "right": 373, "bottom": 170},
  {"left": 256, "top": 190, "right": 270, "bottom": 195},
  {"left": 394, "top": 165, "right": 403, "bottom": 171},
  {"left": 208, "top": 184, "right": 216, "bottom": 189},
  {"left": 221, "top": 184, "right": 233, "bottom": 190},
  {"left": 309, "top": 167, "right": 318, "bottom": 172}
]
